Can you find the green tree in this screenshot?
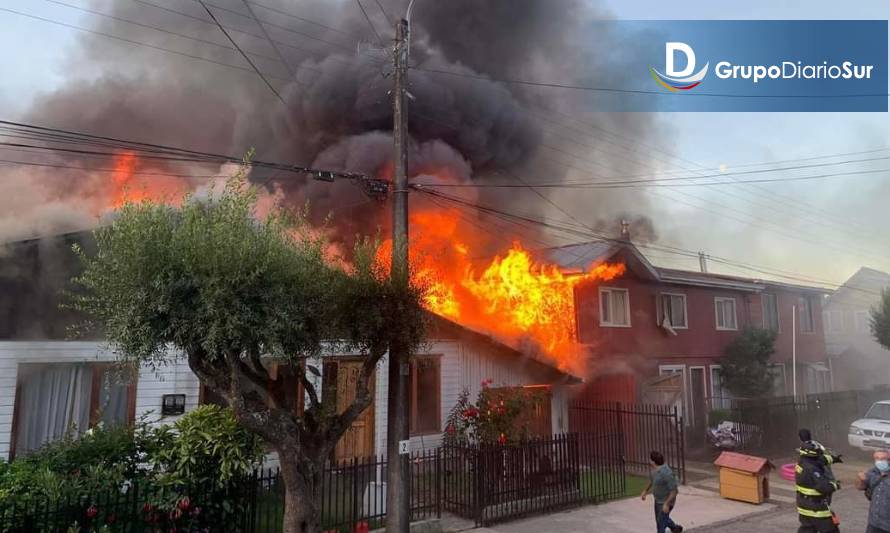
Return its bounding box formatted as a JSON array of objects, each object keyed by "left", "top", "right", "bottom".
[
  {"left": 70, "top": 163, "right": 426, "bottom": 533},
  {"left": 718, "top": 327, "right": 777, "bottom": 398},
  {"left": 872, "top": 288, "right": 890, "bottom": 350}
]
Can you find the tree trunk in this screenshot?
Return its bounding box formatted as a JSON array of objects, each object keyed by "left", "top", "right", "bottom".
[{"left": 279, "top": 451, "right": 323, "bottom": 533}]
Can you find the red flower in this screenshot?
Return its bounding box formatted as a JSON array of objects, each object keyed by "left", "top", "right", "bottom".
[
  {"left": 106, "top": 513, "right": 117, "bottom": 525},
  {"left": 142, "top": 503, "right": 154, "bottom": 513},
  {"left": 178, "top": 497, "right": 191, "bottom": 510},
  {"left": 170, "top": 508, "right": 183, "bottom": 520},
  {"left": 497, "top": 433, "right": 507, "bottom": 445},
  {"left": 446, "top": 423, "right": 456, "bottom": 434},
  {"left": 86, "top": 505, "right": 99, "bottom": 518}
]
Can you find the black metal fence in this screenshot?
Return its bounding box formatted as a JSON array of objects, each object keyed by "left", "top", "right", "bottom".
[
  {"left": 705, "top": 387, "right": 890, "bottom": 457},
  {"left": 0, "top": 452, "right": 440, "bottom": 533},
  {"left": 568, "top": 401, "right": 686, "bottom": 482},
  {"left": 1, "top": 402, "right": 685, "bottom": 530},
  {"left": 441, "top": 432, "right": 626, "bottom": 526}
]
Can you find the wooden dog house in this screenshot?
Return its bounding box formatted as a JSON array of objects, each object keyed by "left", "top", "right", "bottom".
[{"left": 713, "top": 452, "right": 772, "bottom": 504}]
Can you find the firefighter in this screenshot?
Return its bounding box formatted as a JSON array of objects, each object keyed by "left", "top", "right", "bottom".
[
  {"left": 799, "top": 428, "right": 843, "bottom": 503},
  {"left": 796, "top": 437, "right": 841, "bottom": 533}
]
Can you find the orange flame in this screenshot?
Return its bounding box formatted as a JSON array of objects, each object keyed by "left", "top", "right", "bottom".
[
  {"left": 378, "top": 206, "right": 625, "bottom": 370},
  {"left": 109, "top": 152, "right": 190, "bottom": 208}
]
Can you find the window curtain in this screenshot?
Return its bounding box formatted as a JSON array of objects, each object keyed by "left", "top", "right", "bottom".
[
  {"left": 15, "top": 364, "right": 91, "bottom": 455},
  {"left": 98, "top": 371, "right": 130, "bottom": 427}
]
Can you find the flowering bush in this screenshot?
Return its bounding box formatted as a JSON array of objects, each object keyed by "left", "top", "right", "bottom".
[{"left": 444, "top": 379, "right": 549, "bottom": 446}]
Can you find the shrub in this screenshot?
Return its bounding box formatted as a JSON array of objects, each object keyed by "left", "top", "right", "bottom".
[
  {"left": 142, "top": 404, "right": 264, "bottom": 488},
  {"left": 0, "top": 424, "right": 137, "bottom": 508},
  {"left": 718, "top": 327, "right": 777, "bottom": 398},
  {"left": 0, "top": 406, "right": 264, "bottom": 532},
  {"left": 444, "top": 380, "right": 549, "bottom": 445}
]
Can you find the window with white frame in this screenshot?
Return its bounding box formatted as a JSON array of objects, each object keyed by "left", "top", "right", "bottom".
[
  {"left": 599, "top": 287, "right": 630, "bottom": 327},
  {"left": 709, "top": 365, "right": 730, "bottom": 409},
  {"left": 761, "top": 293, "right": 780, "bottom": 332},
  {"left": 714, "top": 297, "right": 738, "bottom": 330},
  {"left": 659, "top": 293, "right": 688, "bottom": 329},
  {"left": 855, "top": 310, "right": 871, "bottom": 334},
  {"left": 768, "top": 364, "right": 786, "bottom": 396},
  {"left": 798, "top": 297, "right": 815, "bottom": 333},
  {"left": 12, "top": 363, "right": 135, "bottom": 458}
]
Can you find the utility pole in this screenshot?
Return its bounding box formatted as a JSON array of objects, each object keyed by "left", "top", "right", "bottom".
[{"left": 386, "top": 13, "right": 411, "bottom": 533}]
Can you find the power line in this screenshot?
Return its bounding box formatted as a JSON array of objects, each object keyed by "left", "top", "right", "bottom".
[
  {"left": 410, "top": 103, "right": 890, "bottom": 267},
  {"left": 0, "top": 157, "right": 229, "bottom": 179},
  {"left": 0, "top": 6, "right": 295, "bottom": 83},
  {"left": 412, "top": 186, "right": 883, "bottom": 296},
  {"left": 0, "top": 119, "right": 377, "bottom": 183},
  {"left": 193, "top": 0, "right": 356, "bottom": 51},
  {"left": 244, "top": 1, "right": 356, "bottom": 38},
  {"left": 43, "top": 0, "right": 284, "bottom": 65},
  {"left": 413, "top": 155, "right": 890, "bottom": 189},
  {"left": 353, "top": 0, "right": 384, "bottom": 46},
  {"left": 196, "top": 0, "right": 286, "bottom": 104},
  {"left": 411, "top": 65, "right": 890, "bottom": 99},
  {"left": 526, "top": 105, "right": 882, "bottom": 235},
  {"left": 241, "top": 0, "right": 300, "bottom": 91},
  {"left": 371, "top": 0, "right": 391, "bottom": 23}
]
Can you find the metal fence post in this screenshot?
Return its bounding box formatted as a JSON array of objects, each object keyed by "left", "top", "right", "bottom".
[
  {"left": 351, "top": 457, "right": 359, "bottom": 531},
  {"left": 677, "top": 407, "right": 686, "bottom": 485},
  {"left": 435, "top": 449, "right": 442, "bottom": 519}
]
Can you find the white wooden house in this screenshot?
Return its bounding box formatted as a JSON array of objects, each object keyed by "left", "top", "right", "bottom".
[
  {"left": 0, "top": 233, "right": 578, "bottom": 460},
  {"left": 0, "top": 325, "right": 577, "bottom": 461}
]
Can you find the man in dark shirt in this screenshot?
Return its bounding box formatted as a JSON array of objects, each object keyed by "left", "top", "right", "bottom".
[
  {"left": 857, "top": 449, "right": 890, "bottom": 533},
  {"left": 642, "top": 450, "right": 683, "bottom": 533}
]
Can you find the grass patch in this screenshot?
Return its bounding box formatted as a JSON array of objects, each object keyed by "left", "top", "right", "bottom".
[{"left": 580, "top": 471, "right": 649, "bottom": 499}]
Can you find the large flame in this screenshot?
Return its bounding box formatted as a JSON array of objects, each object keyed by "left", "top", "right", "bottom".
[
  {"left": 97, "top": 155, "right": 626, "bottom": 371},
  {"left": 378, "top": 206, "right": 625, "bottom": 371},
  {"left": 108, "top": 152, "right": 191, "bottom": 209}
]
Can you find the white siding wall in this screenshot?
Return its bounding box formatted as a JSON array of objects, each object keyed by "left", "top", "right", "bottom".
[
  {"left": 0, "top": 342, "right": 195, "bottom": 459},
  {"left": 372, "top": 339, "right": 570, "bottom": 457},
  {"left": 373, "top": 340, "right": 462, "bottom": 457},
  {"left": 0, "top": 339, "right": 570, "bottom": 461}
]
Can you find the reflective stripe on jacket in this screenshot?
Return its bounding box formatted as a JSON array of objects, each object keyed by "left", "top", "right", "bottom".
[{"left": 796, "top": 449, "right": 837, "bottom": 517}]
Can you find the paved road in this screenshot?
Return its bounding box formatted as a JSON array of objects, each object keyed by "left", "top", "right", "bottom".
[{"left": 690, "top": 462, "right": 873, "bottom": 533}]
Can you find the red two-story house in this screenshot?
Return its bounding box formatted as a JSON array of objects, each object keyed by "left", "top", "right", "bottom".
[{"left": 546, "top": 239, "right": 830, "bottom": 429}]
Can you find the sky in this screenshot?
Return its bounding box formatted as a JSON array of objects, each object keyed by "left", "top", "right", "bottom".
[{"left": 0, "top": 0, "right": 888, "bottom": 290}]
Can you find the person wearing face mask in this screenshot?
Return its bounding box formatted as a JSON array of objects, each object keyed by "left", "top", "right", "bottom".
[{"left": 857, "top": 449, "right": 890, "bottom": 533}]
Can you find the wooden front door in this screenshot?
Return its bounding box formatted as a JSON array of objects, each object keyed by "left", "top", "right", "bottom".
[{"left": 324, "top": 360, "right": 375, "bottom": 462}]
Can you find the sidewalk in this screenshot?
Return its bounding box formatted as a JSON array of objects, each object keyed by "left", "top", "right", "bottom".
[{"left": 464, "top": 485, "right": 775, "bottom": 533}]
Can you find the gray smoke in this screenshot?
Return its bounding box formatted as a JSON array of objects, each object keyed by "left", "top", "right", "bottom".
[{"left": 6, "top": 0, "right": 666, "bottom": 248}]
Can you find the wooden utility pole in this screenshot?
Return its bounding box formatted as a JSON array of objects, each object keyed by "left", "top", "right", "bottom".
[{"left": 386, "top": 15, "right": 411, "bottom": 533}]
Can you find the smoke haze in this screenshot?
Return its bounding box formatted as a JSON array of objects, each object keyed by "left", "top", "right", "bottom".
[{"left": 3, "top": 0, "right": 667, "bottom": 247}]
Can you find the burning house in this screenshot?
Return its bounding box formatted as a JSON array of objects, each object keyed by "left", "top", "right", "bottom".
[
  {"left": 547, "top": 238, "right": 832, "bottom": 432},
  {"left": 0, "top": 230, "right": 584, "bottom": 460}
]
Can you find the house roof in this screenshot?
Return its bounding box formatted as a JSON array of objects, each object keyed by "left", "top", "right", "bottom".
[
  {"left": 545, "top": 240, "right": 829, "bottom": 294},
  {"left": 428, "top": 314, "right": 582, "bottom": 385},
  {"left": 714, "top": 451, "right": 771, "bottom": 473}
]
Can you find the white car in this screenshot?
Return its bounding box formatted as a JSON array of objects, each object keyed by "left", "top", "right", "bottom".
[{"left": 849, "top": 400, "right": 890, "bottom": 451}]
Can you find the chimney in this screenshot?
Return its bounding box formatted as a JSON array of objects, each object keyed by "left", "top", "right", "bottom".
[
  {"left": 620, "top": 219, "right": 630, "bottom": 241},
  {"left": 698, "top": 251, "right": 708, "bottom": 273}
]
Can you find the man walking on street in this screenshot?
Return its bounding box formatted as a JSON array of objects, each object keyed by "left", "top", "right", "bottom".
[
  {"left": 856, "top": 449, "right": 890, "bottom": 533},
  {"left": 642, "top": 450, "right": 683, "bottom": 533}
]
